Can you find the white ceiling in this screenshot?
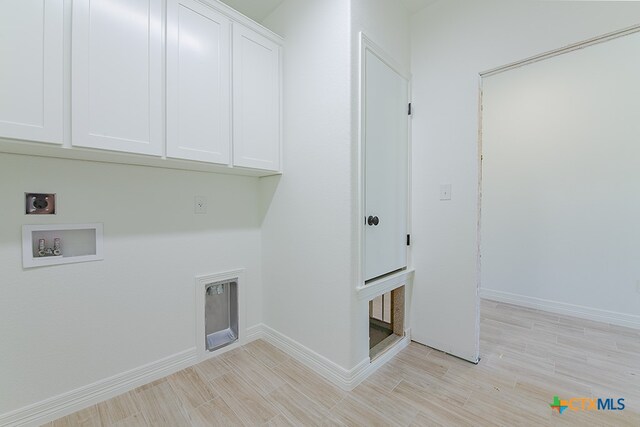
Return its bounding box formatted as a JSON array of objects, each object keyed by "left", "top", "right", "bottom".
[{"left": 218, "top": 0, "right": 438, "bottom": 23}]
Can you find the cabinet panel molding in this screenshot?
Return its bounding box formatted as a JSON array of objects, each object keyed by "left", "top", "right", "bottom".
[
  {"left": 232, "top": 23, "right": 281, "bottom": 172},
  {"left": 167, "top": 0, "right": 231, "bottom": 164},
  {"left": 0, "top": 0, "right": 64, "bottom": 144},
  {"left": 71, "top": 0, "right": 163, "bottom": 156}
]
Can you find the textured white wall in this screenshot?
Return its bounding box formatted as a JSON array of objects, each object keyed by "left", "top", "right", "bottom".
[
  {"left": 410, "top": 0, "right": 640, "bottom": 361},
  {"left": 260, "top": 0, "right": 411, "bottom": 372},
  {"left": 261, "top": 0, "right": 354, "bottom": 369},
  {"left": 0, "top": 154, "right": 263, "bottom": 414},
  {"left": 481, "top": 31, "right": 640, "bottom": 323}
]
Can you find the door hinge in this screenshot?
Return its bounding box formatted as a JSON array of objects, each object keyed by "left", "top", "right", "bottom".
[
  {"left": 407, "top": 234, "right": 411, "bottom": 246},
  {"left": 408, "top": 103, "right": 412, "bottom": 116}
]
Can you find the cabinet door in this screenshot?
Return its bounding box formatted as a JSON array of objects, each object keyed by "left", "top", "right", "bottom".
[
  {"left": 0, "top": 0, "right": 63, "bottom": 144},
  {"left": 72, "top": 0, "right": 162, "bottom": 156},
  {"left": 166, "top": 0, "right": 230, "bottom": 164},
  {"left": 233, "top": 24, "right": 280, "bottom": 171}
]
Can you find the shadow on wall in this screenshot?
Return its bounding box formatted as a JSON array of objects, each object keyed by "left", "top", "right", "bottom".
[{"left": 258, "top": 174, "right": 281, "bottom": 226}]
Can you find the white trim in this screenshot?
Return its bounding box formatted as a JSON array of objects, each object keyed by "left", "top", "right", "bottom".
[
  {"left": 195, "top": 0, "right": 283, "bottom": 44},
  {"left": 356, "top": 269, "right": 414, "bottom": 301},
  {"left": 245, "top": 324, "right": 264, "bottom": 341},
  {"left": 1, "top": 321, "right": 264, "bottom": 427},
  {"left": 0, "top": 349, "right": 197, "bottom": 427},
  {"left": 360, "top": 33, "right": 410, "bottom": 81},
  {"left": 258, "top": 324, "right": 409, "bottom": 391},
  {"left": 350, "top": 330, "right": 412, "bottom": 387},
  {"left": 355, "top": 32, "right": 366, "bottom": 294},
  {"left": 0, "top": 323, "right": 409, "bottom": 426},
  {"left": 474, "top": 73, "right": 484, "bottom": 364},
  {"left": 480, "top": 24, "right": 640, "bottom": 77},
  {"left": 480, "top": 289, "right": 640, "bottom": 330},
  {"left": 260, "top": 324, "right": 357, "bottom": 390},
  {"left": 357, "top": 31, "right": 412, "bottom": 287}
]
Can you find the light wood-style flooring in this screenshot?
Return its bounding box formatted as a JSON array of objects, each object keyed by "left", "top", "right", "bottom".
[{"left": 47, "top": 300, "right": 639, "bottom": 426}]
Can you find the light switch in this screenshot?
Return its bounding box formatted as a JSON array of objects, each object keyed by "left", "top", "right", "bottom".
[{"left": 440, "top": 184, "right": 452, "bottom": 201}]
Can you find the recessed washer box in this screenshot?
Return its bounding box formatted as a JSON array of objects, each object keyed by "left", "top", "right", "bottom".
[{"left": 22, "top": 223, "right": 104, "bottom": 268}]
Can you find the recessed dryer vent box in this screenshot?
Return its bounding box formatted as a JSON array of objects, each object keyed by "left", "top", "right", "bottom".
[
  {"left": 25, "top": 193, "right": 56, "bottom": 214},
  {"left": 205, "top": 279, "right": 238, "bottom": 351}
]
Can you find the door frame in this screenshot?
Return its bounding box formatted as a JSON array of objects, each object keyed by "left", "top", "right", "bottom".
[{"left": 356, "top": 32, "right": 412, "bottom": 290}]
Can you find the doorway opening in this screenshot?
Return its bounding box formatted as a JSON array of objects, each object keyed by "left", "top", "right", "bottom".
[
  {"left": 369, "top": 285, "right": 405, "bottom": 359},
  {"left": 478, "top": 26, "right": 640, "bottom": 345}
]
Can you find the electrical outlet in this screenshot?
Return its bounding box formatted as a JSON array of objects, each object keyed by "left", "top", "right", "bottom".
[{"left": 194, "top": 196, "right": 207, "bottom": 214}]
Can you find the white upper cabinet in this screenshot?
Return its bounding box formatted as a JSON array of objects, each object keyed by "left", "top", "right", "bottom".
[
  {"left": 0, "top": 0, "right": 64, "bottom": 144},
  {"left": 167, "top": 0, "right": 231, "bottom": 164},
  {"left": 0, "top": 0, "right": 283, "bottom": 175},
  {"left": 72, "top": 0, "right": 163, "bottom": 156},
  {"left": 233, "top": 24, "right": 281, "bottom": 172}
]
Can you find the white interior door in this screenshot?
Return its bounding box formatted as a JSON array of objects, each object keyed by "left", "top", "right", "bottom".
[{"left": 364, "top": 48, "right": 409, "bottom": 282}]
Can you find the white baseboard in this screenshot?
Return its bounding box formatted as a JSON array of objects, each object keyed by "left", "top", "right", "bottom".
[
  {"left": 258, "top": 324, "right": 360, "bottom": 390},
  {"left": 169, "top": 322, "right": 393, "bottom": 392},
  {"left": 0, "top": 348, "right": 197, "bottom": 427},
  {"left": 253, "top": 323, "right": 410, "bottom": 391},
  {"left": 1, "top": 323, "right": 409, "bottom": 426},
  {"left": 480, "top": 288, "right": 640, "bottom": 330},
  {"left": 245, "top": 324, "right": 264, "bottom": 342},
  {"left": 349, "top": 330, "right": 411, "bottom": 387}
]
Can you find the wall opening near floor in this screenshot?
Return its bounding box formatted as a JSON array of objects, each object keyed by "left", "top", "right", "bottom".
[
  {"left": 369, "top": 286, "right": 405, "bottom": 359},
  {"left": 196, "top": 269, "right": 246, "bottom": 361}
]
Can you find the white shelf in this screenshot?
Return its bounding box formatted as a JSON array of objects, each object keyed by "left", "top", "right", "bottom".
[
  {"left": 22, "top": 223, "right": 104, "bottom": 268},
  {"left": 356, "top": 269, "right": 414, "bottom": 301}
]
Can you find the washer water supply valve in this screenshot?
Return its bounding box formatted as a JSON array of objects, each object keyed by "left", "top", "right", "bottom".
[
  {"left": 38, "top": 238, "right": 62, "bottom": 257},
  {"left": 206, "top": 283, "right": 225, "bottom": 296}
]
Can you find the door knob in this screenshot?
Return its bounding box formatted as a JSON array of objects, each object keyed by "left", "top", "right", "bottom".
[{"left": 367, "top": 216, "right": 380, "bottom": 226}]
